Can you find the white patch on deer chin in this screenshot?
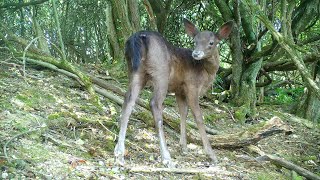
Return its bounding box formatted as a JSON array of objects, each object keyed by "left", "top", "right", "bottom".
[{"left": 192, "top": 51, "right": 205, "bottom": 60}]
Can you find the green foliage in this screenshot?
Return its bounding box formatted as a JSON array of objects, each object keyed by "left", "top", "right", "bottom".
[
  {"left": 204, "top": 113, "right": 226, "bottom": 124},
  {"left": 275, "top": 88, "right": 294, "bottom": 104},
  {"left": 291, "top": 171, "right": 303, "bottom": 180},
  {"left": 15, "top": 88, "right": 56, "bottom": 109},
  {"left": 234, "top": 103, "right": 251, "bottom": 123},
  {"left": 265, "top": 87, "right": 304, "bottom": 104},
  {"left": 164, "top": 96, "right": 175, "bottom": 107},
  {"left": 253, "top": 172, "right": 283, "bottom": 180},
  {"left": 102, "top": 62, "right": 127, "bottom": 80}
]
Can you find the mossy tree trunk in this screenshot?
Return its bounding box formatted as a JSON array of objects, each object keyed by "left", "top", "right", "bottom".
[
  {"left": 32, "top": 7, "right": 51, "bottom": 55},
  {"left": 295, "top": 61, "right": 320, "bottom": 123},
  {"left": 215, "top": 0, "right": 263, "bottom": 120},
  {"left": 106, "top": 0, "right": 138, "bottom": 64}
]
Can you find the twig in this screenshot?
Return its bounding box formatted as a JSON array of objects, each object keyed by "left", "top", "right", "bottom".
[
  {"left": 3, "top": 126, "right": 44, "bottom": 162},
  {"left": 22, "top": 37, "right": 39, "bottom": 77},
  {"left": 98, "top": 121, "right": 147, "bottom": 153},
  {"left": 0, "top": 61, "right": 21, "bottom": 67},
  {"left": 127, "top": 166, "right": 240, "bottom": 177},
  {"left": 222, "top": 105, "right": 236, "bottom": 122}
]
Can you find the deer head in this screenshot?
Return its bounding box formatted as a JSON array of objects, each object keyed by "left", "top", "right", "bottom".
[{"left": 183, "top": 19, "right": 233, "bottom": 60}]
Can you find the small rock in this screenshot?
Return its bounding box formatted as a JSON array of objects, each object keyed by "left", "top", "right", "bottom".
[
  {"left": 222, "top": 157, "right": 229, "bottom": 161},
  {"left": 291, "top": 134, "right": 299, "bottom": 138},
  {"left": 98, "top": 160, "right": 105, "bottom": 166},
  {"left": 2, "top": 172, "right": 8, "bottom": 179},
  {"left": 187, "top": 143, "right": 198, "bottom": 150}
]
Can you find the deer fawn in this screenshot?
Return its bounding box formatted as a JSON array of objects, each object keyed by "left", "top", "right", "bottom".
[{"left": 114, "top": 19, "right": 233, "bottom": 167}]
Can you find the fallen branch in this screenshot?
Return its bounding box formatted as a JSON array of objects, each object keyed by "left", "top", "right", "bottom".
[
  {"left": 128, "top": 166, "right": 240, "bottom": 177},
  {"left": 188, "top": 116, "right": 292, "bottom": 148},
  {"left": 248, "top": 145, "right": 320, "bottom": 180}
]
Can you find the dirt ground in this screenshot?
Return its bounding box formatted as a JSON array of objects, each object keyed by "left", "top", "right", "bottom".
[{"left": 0, "top": 65, "right": 319, "bottom": 179}]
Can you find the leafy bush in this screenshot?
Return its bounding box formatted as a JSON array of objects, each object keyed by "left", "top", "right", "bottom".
[{"left": 265, "top": 87, "right": 304, "bottom": 104}]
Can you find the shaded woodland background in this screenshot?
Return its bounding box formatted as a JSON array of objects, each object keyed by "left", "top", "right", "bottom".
[{"left": 0, "top": 0, "right": 320, "bottom": 179}]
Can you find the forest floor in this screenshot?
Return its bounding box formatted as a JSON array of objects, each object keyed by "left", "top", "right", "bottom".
[{"left": 0, "top": 64, "right": 319, "bottom": 180}]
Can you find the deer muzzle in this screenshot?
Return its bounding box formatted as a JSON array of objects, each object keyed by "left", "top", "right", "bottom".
[{"left": 192, "top": 50, "right": 205, "bottom": 60}]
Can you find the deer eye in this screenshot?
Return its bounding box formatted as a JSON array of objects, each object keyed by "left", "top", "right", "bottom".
[{"left": 209, "top": 41, "right": 214, "bottom": 46}]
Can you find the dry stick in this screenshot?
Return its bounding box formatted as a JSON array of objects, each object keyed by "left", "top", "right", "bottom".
[
  {"left": 128, "top": 166, "right": 240, "bottom": 177},
  {"left": 248, "top": 145, "right": 320, "bottom": 180},
  {"left": 225, "top": 106, "right": 236, "bottom": 122}
]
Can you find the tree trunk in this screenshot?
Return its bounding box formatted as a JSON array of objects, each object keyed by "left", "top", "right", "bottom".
[
  {"left": 148, "top": 0, "right": 173, "bottom": 34},
  {"left": 215, "top": 0, "right": 262, "bottom": 120},
  {"left": 110, "top": 0, "right": 133, "bottom": 44},
  {"left": 127, "top": 0, "right": 141, "bottom": 32},
  {"left": 51, "top": 0, "right": 67, "bottom": 61},
  {"left": 106, "top": 0, "right": 134, "bottom": 64},
  {"left": 19, "top": 0, "right": 25, "bottom": 36},
  {"left": 295, "top": 61, "right": 320, "bottom": 123},
  {"left": 105, "top": 1, "right": 123, "bottom": 63},
  {"left": 142, "top": 0, "right": 157, "bottom": 31},
  {"left": 32, "top": 8, "right": 51, "bottom": 55},
  {"left": 233, "top": 60, "right": 262, "bottom": 120}
]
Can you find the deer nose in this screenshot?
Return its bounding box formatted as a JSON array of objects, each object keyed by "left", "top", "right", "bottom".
[{"left": 192, "top": 50, "right": 204, "bottom": 60}]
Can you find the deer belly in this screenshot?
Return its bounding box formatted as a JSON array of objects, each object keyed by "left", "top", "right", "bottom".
[{"left": 167, "top": 67, "right": 183, "bottom": 93}]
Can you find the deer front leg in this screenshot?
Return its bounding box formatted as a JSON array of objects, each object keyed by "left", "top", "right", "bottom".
[
  {"left": 187, "top": 92, "right": 218, "bottom": 164},
  {"left": 176, "top": 94, "right": 188, "bottom": 153}
]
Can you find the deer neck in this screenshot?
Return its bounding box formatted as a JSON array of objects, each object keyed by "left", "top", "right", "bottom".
[{"left": 203, "top": 49, "right": 220, "bottom": 75}]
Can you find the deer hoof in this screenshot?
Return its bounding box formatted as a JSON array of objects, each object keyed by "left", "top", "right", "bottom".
[
  {"left": 163, "top": 159, "right": 176, "bottom": 168},
  {"left": 114, "top": 147, "right": 125, "bottom": 166},
  {"left": 114, "top": 155, "right": 125, "bottom": 166},
  {"left": 210, "top": 155, "right": 218, "bottom": 165},
  {"left": 180, "top": 146, "right": 188, "bottom": 155}
]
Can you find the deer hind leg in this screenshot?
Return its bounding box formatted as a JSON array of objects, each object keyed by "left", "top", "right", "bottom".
[
  {"left": 186, "top": 90, "right": 218, "bottom": 164},
  {"left": 176, "top": 94, "right": 188, "bottom": 153},
  {"left": 114, "top": 73, "right": 145, "bottom": 166},
  {"left": 149, "top": 77, "right": 175, "bottom": 168}
]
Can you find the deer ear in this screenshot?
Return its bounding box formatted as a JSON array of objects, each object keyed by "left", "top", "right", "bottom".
[
  {"left": 217, "top": 21, "right": 233, "bottom": 40},
  {"left": 183, "top": 18, "right": 199, "bottom": 38}
]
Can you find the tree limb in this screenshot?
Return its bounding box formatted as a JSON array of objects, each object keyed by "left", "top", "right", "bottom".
[
  {"left": 142, "top": 0, "right": 158, "bottom": 31},
  {"left": 248, "top": 145, "right": 320, "bottom": 180},
  {"left": 247, "top": 2, "right": 320, "bottom": 100},
  {"left": 189, "top": 116, "right": 292, "bottom": 148}
]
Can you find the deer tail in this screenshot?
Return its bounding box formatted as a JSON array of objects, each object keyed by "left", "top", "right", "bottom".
[{"left": 125, "top": 32, "right": 147, "bottom": 72}]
